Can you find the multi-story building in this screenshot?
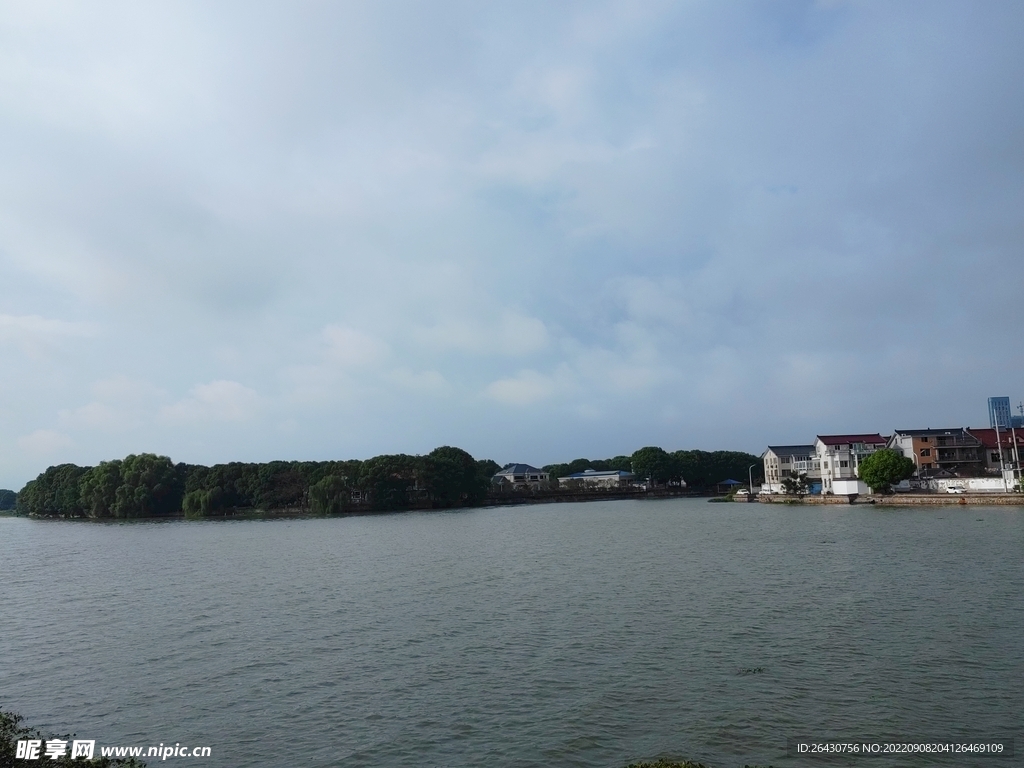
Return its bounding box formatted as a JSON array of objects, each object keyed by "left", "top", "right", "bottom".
[
  {"left": 989, "top": 397, "right": 1012, "bottom": 429},
  {"left": 887, "top": 428, "right": 984, "bottom": 476},
  {"left": 815, "top": 434, "right": 887, "bottom": 494},
  {"left": 966, "top": 428, "right": 1024, "bottom": 474},
  {"left": 761, "top": 445, "right": 819, "bottom": 493}
]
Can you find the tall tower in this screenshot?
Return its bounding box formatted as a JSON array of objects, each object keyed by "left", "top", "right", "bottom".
[{"left": 988, "top": 396, "right": 1012, "bottom": 429}]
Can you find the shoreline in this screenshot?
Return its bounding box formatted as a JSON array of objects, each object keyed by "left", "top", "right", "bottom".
[
  {"left": 756, "top": 492, "right": 1024, "bottom": 506},
  {"left": 11, "top": 488, "right": 1024, "bottom": 522},
  {"left": 12, "top": 487, "right": 707, "bottom": 521}
]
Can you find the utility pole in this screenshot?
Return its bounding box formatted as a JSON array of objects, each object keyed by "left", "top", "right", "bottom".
[
  {"left": 1012, "top": 425, "right": 1021, "bottom": 491},
  {"left": 995, "top": 420, "right": 1008, "bottom": 492}
]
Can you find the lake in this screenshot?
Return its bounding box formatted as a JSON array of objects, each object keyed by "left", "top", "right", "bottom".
[{"left": 1, "top": 498, "right": 1022, "bottom": 767}]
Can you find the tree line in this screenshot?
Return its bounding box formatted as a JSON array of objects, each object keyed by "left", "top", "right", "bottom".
[
  {"left": 544, "top": 446, "right": 763, "bottom": 489},
  {"left": 15, "top": 447, "right": 499, "bottom": 519},
  {"left": 13, "top": 444, "right": 763, "bottom": 518}
]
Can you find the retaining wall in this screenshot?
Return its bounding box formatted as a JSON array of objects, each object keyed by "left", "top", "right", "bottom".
[{"left": 758, "top": 493, "right": 1024, "bottom": 506}]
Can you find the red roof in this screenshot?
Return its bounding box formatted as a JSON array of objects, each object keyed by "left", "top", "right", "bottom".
[
  {"left": 817, "top": 434, "right": 886, "bottom": 445},
  {"left": 966, "top": 428, "right": 1024, "bottom": 448}
]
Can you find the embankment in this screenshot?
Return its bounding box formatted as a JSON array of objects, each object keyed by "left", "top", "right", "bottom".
[{"left": 757, "top": 493, "right": 1024, "bottom": 506}]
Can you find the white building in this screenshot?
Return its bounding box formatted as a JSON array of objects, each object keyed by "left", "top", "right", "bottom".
[
  {"left": 492, "top": 463, "right": 550, "bottom": 489},
  {"left": 761, "top": 445, "right": 819, "bottom": 493},
  {"left": 556, "top": 469, "right": 636, "bottom": 488},
  {"left": 815, "top": 433, "right": 887, "bottom": 495}
]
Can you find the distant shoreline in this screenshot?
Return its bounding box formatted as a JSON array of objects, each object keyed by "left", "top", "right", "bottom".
[
  {"left": 755, "top": 492, "right": 1024, "bottom": 506},
  {"left": 11, "top": 489, "right": 1024, "bottom": 522},
  {"left": 11, "top": 486, "right": 707, "bottom": 521}
]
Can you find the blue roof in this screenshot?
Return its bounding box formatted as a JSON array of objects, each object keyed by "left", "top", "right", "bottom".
[{"left": 565, "top": 469, "right": 634, "bottom": 478}]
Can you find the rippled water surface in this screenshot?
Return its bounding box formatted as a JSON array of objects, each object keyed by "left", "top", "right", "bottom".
[{"left": 2, "top": 499, "right": 1023, "bottom": 767}]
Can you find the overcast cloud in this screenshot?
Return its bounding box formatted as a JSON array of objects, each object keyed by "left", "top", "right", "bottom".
[{"left": 1, "top": 1, "right": 1022, "bottom": 488}]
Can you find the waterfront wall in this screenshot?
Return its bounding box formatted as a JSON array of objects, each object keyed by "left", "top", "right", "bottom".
[{"left": 758, "top": 493, "right": 1024, "bottom": 506}]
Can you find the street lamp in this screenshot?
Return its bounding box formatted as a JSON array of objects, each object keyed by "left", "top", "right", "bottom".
[{"left": 748, "top": 463, "right": 758, "bottom": 497}]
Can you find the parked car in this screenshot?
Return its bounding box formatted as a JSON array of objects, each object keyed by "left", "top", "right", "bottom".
[
  {"left": 734, "top": 488, "right": 749, "bottom": 497},
  {"left": 945, "top": 486, "right": 965, "bottom": 494}
]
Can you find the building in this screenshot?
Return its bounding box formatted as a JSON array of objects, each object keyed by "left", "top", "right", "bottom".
[
  {"left": 988, "top": 397, "right": 1012, "bottom": 429},
  {"left": 965, "top": 428, "right": 1024, "bottom": 474},
  {"left": 887, "top": 428, "right": 984, "bottom": 476},
  {"left": 556, "top": 468, "right": 636, "bottom": 488},
  {"left": 761, "top": 445, "right": 819, "bottom": 494},
  {"left": 815, "top": 434, "right": 887, "bottom": 494},
  {"left": 492, "top": 463, "right": 550, "bottom": 489}
]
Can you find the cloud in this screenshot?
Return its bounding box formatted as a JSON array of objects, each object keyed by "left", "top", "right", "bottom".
[
  {"left": 17, "top": 429, "right": 73, "bottom": 456},
  {"left": 413, "top": 312, "right": 549, "bottom": 356},
  {"left": 384, "top": 367, "right": 451, "bottom": 396},
  {"left": 58, "top": 376, "right": 163, "bottom": 432},
  {"left": 60, "top": 401, "right": 122, "bottom": 430},
  {"left": 321, "top": 326, "right": 390, "bottom": 368},
  {"left": 1, "top": 2, "right": 1023, "bottom": 486},
  {"left": 485, "top": 368, "right": 569, "bottom": 406},
  {"left": 0, "top": 314, "right": 97, "bottom": 358},
  {"left": 159, "top": 380, "right": 263, "bottom": 424}
]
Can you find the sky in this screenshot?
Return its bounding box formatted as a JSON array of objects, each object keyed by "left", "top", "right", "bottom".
[{"left": 1, "top": 1, "right": 1023, "bottom": 488}]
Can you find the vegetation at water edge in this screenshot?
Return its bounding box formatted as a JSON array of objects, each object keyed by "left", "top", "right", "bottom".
[
  {"left": 13, "top": 444, "right": 762, "bottom": 519},
  {"left": 0, "top": 708, "right": 146, "bottom": 767}
]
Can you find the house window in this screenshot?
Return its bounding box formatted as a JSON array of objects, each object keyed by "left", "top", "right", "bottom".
[
  {"left": 992, "top": 453, "right": 1000, "bottom": 462},
  {"left": 840, "top": 460, "right": 849, "bottom": 468},
  {"left": 920, "top": 437, "right": 929, "bottom": 443},
  {"left": 920, "top": 449, "right": 930, "bottom": 457}
]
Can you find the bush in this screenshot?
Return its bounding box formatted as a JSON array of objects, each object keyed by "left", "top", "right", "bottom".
[{"left": 0, "top": 708, "right": 146, "bottom": 767}]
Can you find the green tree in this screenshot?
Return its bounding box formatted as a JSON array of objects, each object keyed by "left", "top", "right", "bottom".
[
  {"left": 858, "top": 448, "right": 915, "bottom": 493},
  {"left": 185, "top": 462, "right": 260, "bottom": 511},
  {"left": 308, "top": 474, "right": 352, "bottom": 515},
  {"left": 359, "top": 454, "right": 423, "bottom": 510},
  {"left": 631, "top": 446, "right": 674, "bottom": 485},
  {"left": 672, "top": 449, "right": 762, "bottom": 489},
  {"left": 16, "top": 464, "right": 88, "bottom": 517},
  {"left": 476, "top": 459, "right": 500, "bottom": 479},
  {"left": 182, "top": 487, "right": 225, "bottom": 518},
  {"left": 425, "top": 446, "right": 488, "bottom": 506},
  {"left": 254, "top": 461, "right": 307, "bottom": 509},
  {"left": 111, "top": 454, "right": 181, "bottom": 518},
  {"left": 0, "top": 489, "right": 16, "bottom": 511},
  {"left": 597, "top": 455, "right": 633, "bottom": 472},
  {"left": 780, "top": 471, "right": 809, "bottom": 496},
  {"left": 546, "top": 455, "right": 635, "bottom": 484},
  {"left": 79, "top": 460, "right": 123, "bottom": 518}
]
